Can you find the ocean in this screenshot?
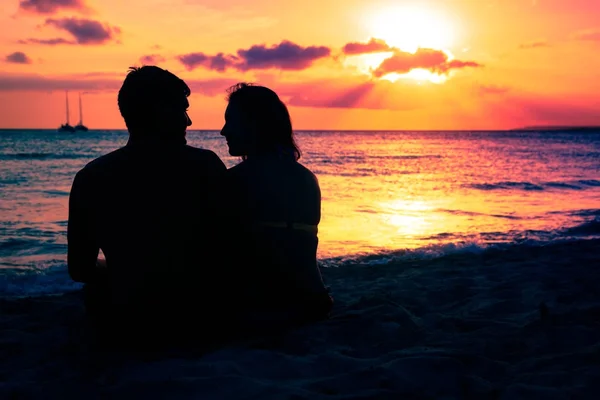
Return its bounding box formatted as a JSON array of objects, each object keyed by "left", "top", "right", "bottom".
[{"left": 1, "top": 129, "right": 599, "bottom": 297}]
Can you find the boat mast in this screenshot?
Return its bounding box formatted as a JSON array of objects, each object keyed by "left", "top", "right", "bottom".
[
  {"left": 78, "top": 92, "right": 83, "bottom": 125},
  {"left": 65, "top": 90, "right": 70, "bottom": 125}
]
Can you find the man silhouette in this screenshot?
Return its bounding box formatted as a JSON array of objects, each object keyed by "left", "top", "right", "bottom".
[{"left": 67, "top": 66, "right": 227, "bottom": 338}]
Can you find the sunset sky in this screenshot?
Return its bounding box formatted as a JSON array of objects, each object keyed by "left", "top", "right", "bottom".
[{"left": 1, "top": 0, "right": 600, "bottom": 130}]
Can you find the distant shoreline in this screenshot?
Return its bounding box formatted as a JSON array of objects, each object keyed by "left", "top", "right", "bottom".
[{"left": 509, "top": 126, "right": 600, "bottom": 132}]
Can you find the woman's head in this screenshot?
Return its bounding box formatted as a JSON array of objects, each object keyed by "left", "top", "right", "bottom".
[{"left": 220, "top": 82, "right": 300, "bottom": 160}]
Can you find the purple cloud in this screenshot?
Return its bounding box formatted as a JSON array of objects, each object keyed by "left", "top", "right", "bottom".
[
  {"left": 236, "top": 40, "right": 330, "bottom": 70},
  {"left": 139, "top": 54, "right": 166, "bottom": 64},
  {"left": 19, "top": 0, "right": 88, "bottom": 14},
  {"left": 178, "top": 52, "right": 209, "bottom": 70},
  {"left": 5, "top": 52, "right": 33, "bottom": 64},
  {"left": 43, "top": 18, "right": 120, "bottom": 45},
  {"left": 178, "top": 40, "right": 330, "bottom": 72}
]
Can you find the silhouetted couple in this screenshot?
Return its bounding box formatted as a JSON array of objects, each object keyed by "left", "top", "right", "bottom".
[{"left": 67, "top": 66, "right": 332, "bottom": 349}]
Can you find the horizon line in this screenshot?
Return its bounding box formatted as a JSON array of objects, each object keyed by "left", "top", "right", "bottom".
[{"left": 1, "top": 126, "right": 600, "bottom": 132}]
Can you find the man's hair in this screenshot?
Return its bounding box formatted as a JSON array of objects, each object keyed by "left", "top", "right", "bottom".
[
  {"left": 118, "top": 66, "right": 190, "bottom": 134},
  {"left": 226, "top": 82, "right": 300, "bottom": 160}
]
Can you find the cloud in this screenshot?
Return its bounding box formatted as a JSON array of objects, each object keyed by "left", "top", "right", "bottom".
[
  {"left": 18, "top": 0, "right": 89, "bottom": 14},
  {"left": 0, "top": 72, "right": 121, "bottom": 92},
  {"left": 5, "top": 51, "right": 33, "bottom": 64},
  {"left": 20, "top": 18, "right": 121, "bottom": 45},
  {"left": 237, "top": 41, "right": 330, "bottom": 70},
  {"left": 477, "top": 84, "right": 510, "bottom": 96},
  {"left": 139, "top": 54, "right": 166, "bottom": 64},
  {"left": 519, "top": 41, "right": 549, "bottom": 49},
  {"left": 45, "top": 18, "right": 120, "bottom": 44},
  {"left": 571, "top": 28, "right": 600, "bottom": 42},
  {"left": 373, "top": 48, "right": 481, "bottom": 77},
  {"left": 342, "top": 38, "right": 392, "bottom": 55},
  {"left": 178, "top": 52, "right": 237, "bottom": 72},
  {"left": 18, "top": 37, "right": 74, "bottom": 45},
  {"left": 178, "top": 40, "right": 331, "bottom": 72},
  {"left": 0, "top": 72, "right": 239, "bottom": 97}
]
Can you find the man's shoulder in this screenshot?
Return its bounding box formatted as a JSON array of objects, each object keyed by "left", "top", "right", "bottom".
[{"left": 77, "top": 147, "right": 128, "bottom": 177}]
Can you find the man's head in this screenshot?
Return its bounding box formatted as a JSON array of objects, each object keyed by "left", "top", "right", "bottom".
[{"left": 118, "top": 66, "right": 192, "bottom": 140}]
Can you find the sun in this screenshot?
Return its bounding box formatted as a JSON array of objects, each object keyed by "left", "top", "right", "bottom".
[
  {"left": 351, "top": 5, "right": 455, "bottom": 83},
  {"left": 368, "top": 5, "right": 454, "bottom": 53}
]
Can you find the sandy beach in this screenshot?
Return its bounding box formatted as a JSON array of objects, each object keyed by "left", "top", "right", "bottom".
[{"left": 1, "top": 238, "right": 599, "bottom": 399}]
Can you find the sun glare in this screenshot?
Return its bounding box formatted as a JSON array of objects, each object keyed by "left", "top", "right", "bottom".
[
  {"left": 354, "top": 5, "right": 455, "bottom": 84},
  {"left": 368, "top": 5, "right": 454, "bottom": 53}
]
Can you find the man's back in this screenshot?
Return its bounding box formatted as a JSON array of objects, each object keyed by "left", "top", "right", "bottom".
[{"left": 68, "top": 141, "right": 226, "bottom": 312}]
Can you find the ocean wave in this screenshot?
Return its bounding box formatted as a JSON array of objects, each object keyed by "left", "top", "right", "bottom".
[
  {"left": 466, "top": 179, "right": 600, "bottom": 192},
  {"left": 437, "top": 209, "right": 523, "bottom": 220},
  {"left": 321, "top": 217, "right": 600, "bottom": 267},
  {"left": 3, "top": 218, "right": 599, "bottom": 298},
  {"left": 0, "top": 261, "right": 82, "bottom": 297},
  {"left": 0, "top": 152, "right": 91, "bottom": 160}
]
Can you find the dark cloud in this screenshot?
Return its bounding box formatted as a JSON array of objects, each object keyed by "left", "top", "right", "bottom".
[
  {"left": 19, "top": 0, "right": 88, "bottom": 14},
  {"left": 178, "top": 40, "right": 330, "bottom": 72},
  {"left": 236, "top": 41, "right": 330, "bottom": 70},
  {"left": 139, "top": 54, "right": 166, "bottom": 64},
  {"left": 342, "top": 38, "right": 391, "bottom": 55},
  {"left": 5, "top": 51, "right": 33, "bottom": 64},
  {"left": 40, "top": 18, "right": 120, "bottom": 45},
  {"left": 178, "top": 52, "right": 210, "bottom": 70},
  {"left": 519, "top": 41, "right": 549, "bottom": 49},
  {"left": 373, "top": 48, "right": 481, "bottom": 77}
]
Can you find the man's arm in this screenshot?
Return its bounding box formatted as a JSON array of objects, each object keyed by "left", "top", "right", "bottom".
[{"left": 67, "top": 170, "right": 99, "bottom": 283}]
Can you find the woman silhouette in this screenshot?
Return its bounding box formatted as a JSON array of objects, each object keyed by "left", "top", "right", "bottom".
[{"left": 221, "top": 82, "right": 333, "bottom": 329}]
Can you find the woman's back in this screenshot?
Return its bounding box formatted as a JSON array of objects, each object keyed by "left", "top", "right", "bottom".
[
  {"left": 226, "top": 157, "right": 330, "bottom": 311},
  {"left": 219, "top": 82, "right": 333, "bottom": 323}
]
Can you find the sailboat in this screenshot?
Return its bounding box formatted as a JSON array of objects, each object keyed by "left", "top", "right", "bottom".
[
  {"left": 74, "top": 92, "right": 88, "bottom": 131},
  {"left": 57, "top": 91, "right": 75, "bottom": 132}
]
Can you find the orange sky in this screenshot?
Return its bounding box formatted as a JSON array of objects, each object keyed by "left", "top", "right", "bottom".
[{"left": 1, "top": 0, "right": 600, "bottom": 130}]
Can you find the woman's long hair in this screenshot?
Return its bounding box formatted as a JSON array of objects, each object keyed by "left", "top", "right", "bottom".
[{"left": 226, "top": 82, "right": 301, "bottom": 160}]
